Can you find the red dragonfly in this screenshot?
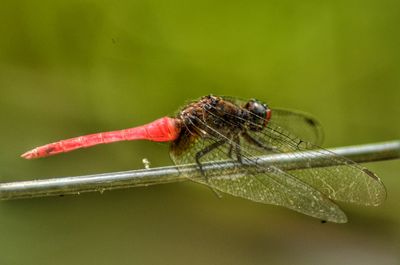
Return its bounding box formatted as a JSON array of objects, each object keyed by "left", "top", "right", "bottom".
[{"left": 22, "top": 95, "right": 386, "bottom": 223}]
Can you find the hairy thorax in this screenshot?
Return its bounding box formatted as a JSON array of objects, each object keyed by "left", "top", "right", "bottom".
[{"left": 171, "top": 95, "right": 248, "bottom": 154}]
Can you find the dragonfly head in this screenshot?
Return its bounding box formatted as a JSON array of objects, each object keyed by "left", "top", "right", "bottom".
[{"left": 244, "top": 99, "right": 271, "bottom": 131}]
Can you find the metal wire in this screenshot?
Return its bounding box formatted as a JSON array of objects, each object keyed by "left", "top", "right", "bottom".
[{"left": 0, "top": 140, "right": 399, "bottom": 200}]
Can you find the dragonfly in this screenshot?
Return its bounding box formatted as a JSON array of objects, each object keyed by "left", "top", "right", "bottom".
[{"left": 21, "top": 95, "right": 386, "bottom": 223}]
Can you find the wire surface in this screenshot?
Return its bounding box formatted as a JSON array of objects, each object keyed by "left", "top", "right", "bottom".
[{"left": 1, "top": 140, "right": 399, "bottom": 200}]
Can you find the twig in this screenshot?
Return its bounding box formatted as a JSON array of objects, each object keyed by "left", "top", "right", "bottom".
[{"left": 0, "top": 140, "right": 399, "bottom": 200}]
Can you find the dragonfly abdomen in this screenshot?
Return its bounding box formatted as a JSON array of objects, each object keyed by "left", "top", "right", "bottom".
[{"left": 21, "top": 117, "right": 180, "bottom": 159}]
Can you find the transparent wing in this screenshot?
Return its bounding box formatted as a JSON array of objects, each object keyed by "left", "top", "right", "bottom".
[
  {"left": 221, "top": 96, "right": 385, "bottom": 206},
  {"left": 170, "top": 97, "right": 386, "bottom": 222},
  {"left": 170, "top": 119, "right": 347, "bottom": 223},
  {"left": 271, "top": 108, "right": 324, "bottom": 146},
  {"left": 246, "top": 121, "right": 386, "bottom": 206}
]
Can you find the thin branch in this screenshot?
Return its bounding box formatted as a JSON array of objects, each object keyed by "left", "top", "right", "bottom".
[{"left": 0, "top": 140, "right": 399, "bottom": 200}]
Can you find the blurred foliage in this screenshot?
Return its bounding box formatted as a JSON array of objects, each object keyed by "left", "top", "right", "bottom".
[{"left": 0, "top": 0, "right": 399, "bottom": 264}]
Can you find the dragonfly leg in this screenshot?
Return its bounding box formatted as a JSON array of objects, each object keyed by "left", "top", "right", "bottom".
[
  {"left": 242, "top": 132, "right": 277, "bottom": 152},
  {"left": 195, "top": 139, "right": 227, "bottom": 176},
  {"left": 195, "top": 139, "right": 227, "bottom": 199},
  {"left": 227, "top": 135, "right": 238, "bottom": 159},
  {"left": 227, "top": 144, "right": 233, "bottom": 159},
  {"left": 233, "top": 135, "right": 243, "bottom": 164}
]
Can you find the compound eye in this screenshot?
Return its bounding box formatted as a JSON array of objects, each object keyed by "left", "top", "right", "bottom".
[
  {"left": 243, "top": 99, "right": 271, "bottom": 130},
  {"left": 251, "top": 102, "right": 267, "bottom": 118},
  {"left": 246, "top": 100, "right": 267, "bottom": 118}
]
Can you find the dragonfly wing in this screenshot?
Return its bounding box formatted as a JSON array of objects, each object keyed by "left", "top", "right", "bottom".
[
  {"left": 271, "top": 108, "right": 324, "bottom": 146},
  {"left": 170, "top": 97, "right": 385, "bottom": 222},
  {"left": 246, "top": 122, "right": 386, "bottom": 206},
  {"left": 170, "top": 129, "right": 347, "bottom": 223},
  {"left": 206, "top": 165, "right": 347, "bottom": 223}
]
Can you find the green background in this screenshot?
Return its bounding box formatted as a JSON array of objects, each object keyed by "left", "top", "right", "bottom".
[{"left": 0, "top": 0, "right": 399, "bottom": 264}]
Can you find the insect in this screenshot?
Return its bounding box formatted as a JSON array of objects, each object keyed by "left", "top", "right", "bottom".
[{"left": 22, "top": 95, "right": 386, "bottom": 223}]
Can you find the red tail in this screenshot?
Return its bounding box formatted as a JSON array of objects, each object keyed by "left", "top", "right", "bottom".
[{"left": 21, "top": 117, "right": 181, "bottom": 159}]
